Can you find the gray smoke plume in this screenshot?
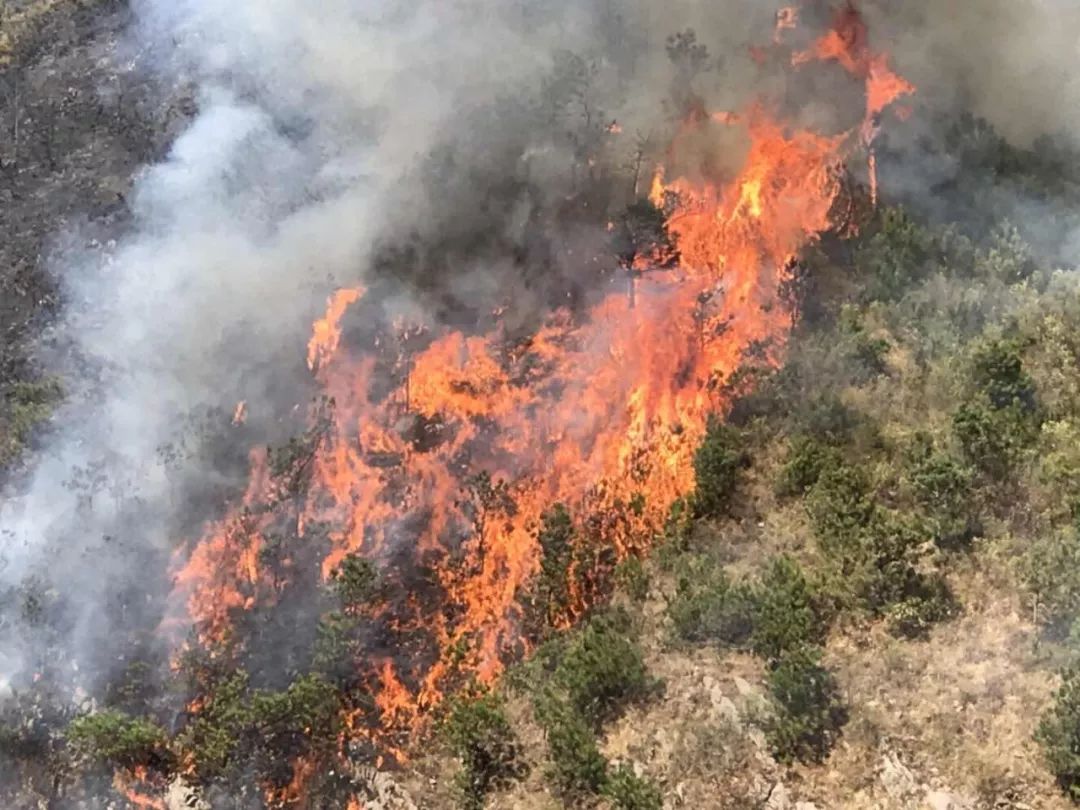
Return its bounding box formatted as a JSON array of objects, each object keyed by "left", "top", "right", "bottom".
[
  {"left": 0, "top": 0, "right": 798, "bottom": 693},
  {"left": 2, "top": 0, "right": 1079, "bottom": 781}
]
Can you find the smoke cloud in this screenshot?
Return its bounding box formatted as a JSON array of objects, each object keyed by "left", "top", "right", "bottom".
[{"left": 3, "top": 0, "right": 1080, "bottom": 766}]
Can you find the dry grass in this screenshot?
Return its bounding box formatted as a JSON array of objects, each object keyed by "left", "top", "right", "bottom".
[{"left": 403, "top": 545, "right": 1069, "bottom": 809}]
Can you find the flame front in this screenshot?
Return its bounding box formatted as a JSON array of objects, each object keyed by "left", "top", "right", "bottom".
[{"left": 166, "top": 0, "right": 913, "bottom": 769}]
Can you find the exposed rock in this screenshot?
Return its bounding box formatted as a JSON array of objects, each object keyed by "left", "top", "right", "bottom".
[
  {"left": 924, "top": 789, "right": 974, "bottom": 810},
  {"left": 766, "top": 781, "right": 792, "bottom": 810},
  {"left": 879, "top": 751, "right": 920, "bottom": 802},
  {"left": 165, "top": 778, "right": 209, "bottom": 810}
]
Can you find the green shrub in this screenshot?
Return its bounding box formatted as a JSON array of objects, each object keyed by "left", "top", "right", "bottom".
[
  {"left": 806, "top": 463, "right": 876, "bottom": 558},
  {"left": 312, "top": 610, "right": 362, "bottom": 685},
  {"left": 442, "top": 691, "right": 523, "bottom": 809},
  {"left": 972, "top": 337, "right": 1036, "bottom": 411},
  {"left": 750, "top": 556, "right": 827, "bottom": 661},
  {"left": 953, "top": 338, "right": 1040, "bottom": 480},
  {"left": 0, "top": 378, "right": 62, "bottom": 468},
  {"left": 1037, "top": 664, "right": 1080, "bottom": 800},
  {"left": 854, "top": 206, "right": 935, "bottom": 303},
  {"left": 177, "top": 671, "right": 340, "bottom": 785},
  {"left": 908, "top": 449, "right": 976, "bottom": 548},
  {"left": 885, "top": 577, "right": 957, "bottom": 639},
  {"left": 534, "top": 694, "right": 608, "bottom": 796},
  {"left": 603, "top": 763, "right": 663, "bottom": 810},
  {"left": 615, "top": 556, "right": 650, "bottom": 602},
  {"left": 798, "top": 394, "right": 859, "bottom": 445},
  {"left": 656, "top": 498, "right": 694, "bottom": 568},
  {"left": 776, "top": 436, "right": 842, "bottom": 498},
  {"left": 667, "top": 556, "right": 755, "bottom": 647},
  {"left": 953, "top": 401, "right": 1033, "bottom": 479},
  {"left": 857, "top": 512, "right": 927, "bottom": 611},
  {"left": 1026, "top": 530, "right": 1080, "bottom": 634},
  {"left": 764, "top": 648, "right": 847, "bottom": 765},
  {"left": 532, "top": 504, "right": 577, "bottom": 629},
  {"left": 329, "top": 554, "right": 378, "bottom": 609},
  {"left": 67, "top": 710, "right": 169, "bottom": 769},
  {"left": 557, "top": 610, "right": 658, "bottom": 728},
  {"left": 693, "top": 417, "right": 746, "bottom": 518}
]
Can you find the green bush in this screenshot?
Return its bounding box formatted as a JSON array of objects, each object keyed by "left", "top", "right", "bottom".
[
  {"left": 532, "top": 504, "right": 577, "bottom": 630},
  {"left": 603, "top": 763, "right": 663, "bottom": 810},
  {"left": 1026, "top": 530, "right": 1080, "bottom": 634},
  {"left": 908, "top": 449, "right": 976, "bottom": 548},
  {"left": 177, "top": 671, "right": 341, "bottom": 786},
  {"left": 67, "top": 710, "right": 169, "bottom": 769},
  {"left": 764, "top": 648, "right": 847, "bottom": 765},
  {"left": 667, "top": 556, "right": 755, "bottom": 647},
  {"left": 556, "top": 610, "right": 658, "bottom": 728},
  {"left": 953, "top": 338, "right": 1040, "bottom": 480},
  {"left": 776, "top": 436, "right": 842, "bottom": 498},
  {"left": 693, "top": 417, "right": 746, "bottom": 518},
  {"left": 750, "top": 556, "right": 827, "bottom": 661},
  {"left": 854, "top": 206, "right": 935, "bottom": 303},
  {"left": 972, "top": 337, "right": 1036, "bottom": 411},
  {"left": 1037, "top": 664, "right": 1080, "bottom": 800},
  {"left": 953, "top": 401, "right": 1033, "bottom": 479},
  {"left": 615, "top": 556, "right": 650, "bottom": 602},
  {"left": 0, "top": 378, "right": 62, "bottom": 468},
  {"left": 442, "top": 691, "right": 523, "bottom": 809},
  {"left": 534, "top": 694, "right": 608, "bottom": 796},
  {"left": 885, "top": 578, "right": 957, "bottom": 639},
  {"left": 806, "top": 463, "right": 876, "bottom": 558},
  {"left": 329, "top": 554, "right": 378, "bottom": 609}
]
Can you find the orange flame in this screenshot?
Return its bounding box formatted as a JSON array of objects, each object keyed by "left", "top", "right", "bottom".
[
  {"left": 166, "top": 0, "right": 914, "bottom": 767},
  {"left": 308, "top": 287, "right": 364, "bottom": 370},
  {"left": 792, "top": 2, "right": 915, "bottom": 207},
  {"left": 113, "top": 767, "right": 166, "bottom": 810}
]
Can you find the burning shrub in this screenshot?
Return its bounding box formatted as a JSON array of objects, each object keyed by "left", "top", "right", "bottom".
[
  {"left": 176, "top": 672, "right": 250, "bottom": 781},
  {"left": 603, "top": 763, "right": 663, "bottom": 810},
  {"left": 441, "top": 690, "right": 524, "bottom": 810},
  {"left": 692, "top": 417, "right": 747, "bottom": 518},
  {"left": 66, "top": 710, "right": 170, "bottom": 771},
  {"left": 1037, "top": 664, "right": 1080, "bottom": 801},
  {"left": 763, "top": 648, "right": 847, "bottom": 765},
  {"left": 176, "top": 671, "right": 341, "bottom": 789}
]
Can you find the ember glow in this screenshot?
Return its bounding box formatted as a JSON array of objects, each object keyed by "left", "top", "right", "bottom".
[{"left": 167, "top": 0, "right": 912, "bottom": 760}]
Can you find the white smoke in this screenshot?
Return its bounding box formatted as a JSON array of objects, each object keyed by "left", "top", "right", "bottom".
[{"left": 4, "top": 0, "right": 1077, "bottom": 733}]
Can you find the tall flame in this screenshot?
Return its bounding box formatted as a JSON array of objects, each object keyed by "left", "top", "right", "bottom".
[{"left": 165, "top": 0, "right": 913, "bottom": 773}]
